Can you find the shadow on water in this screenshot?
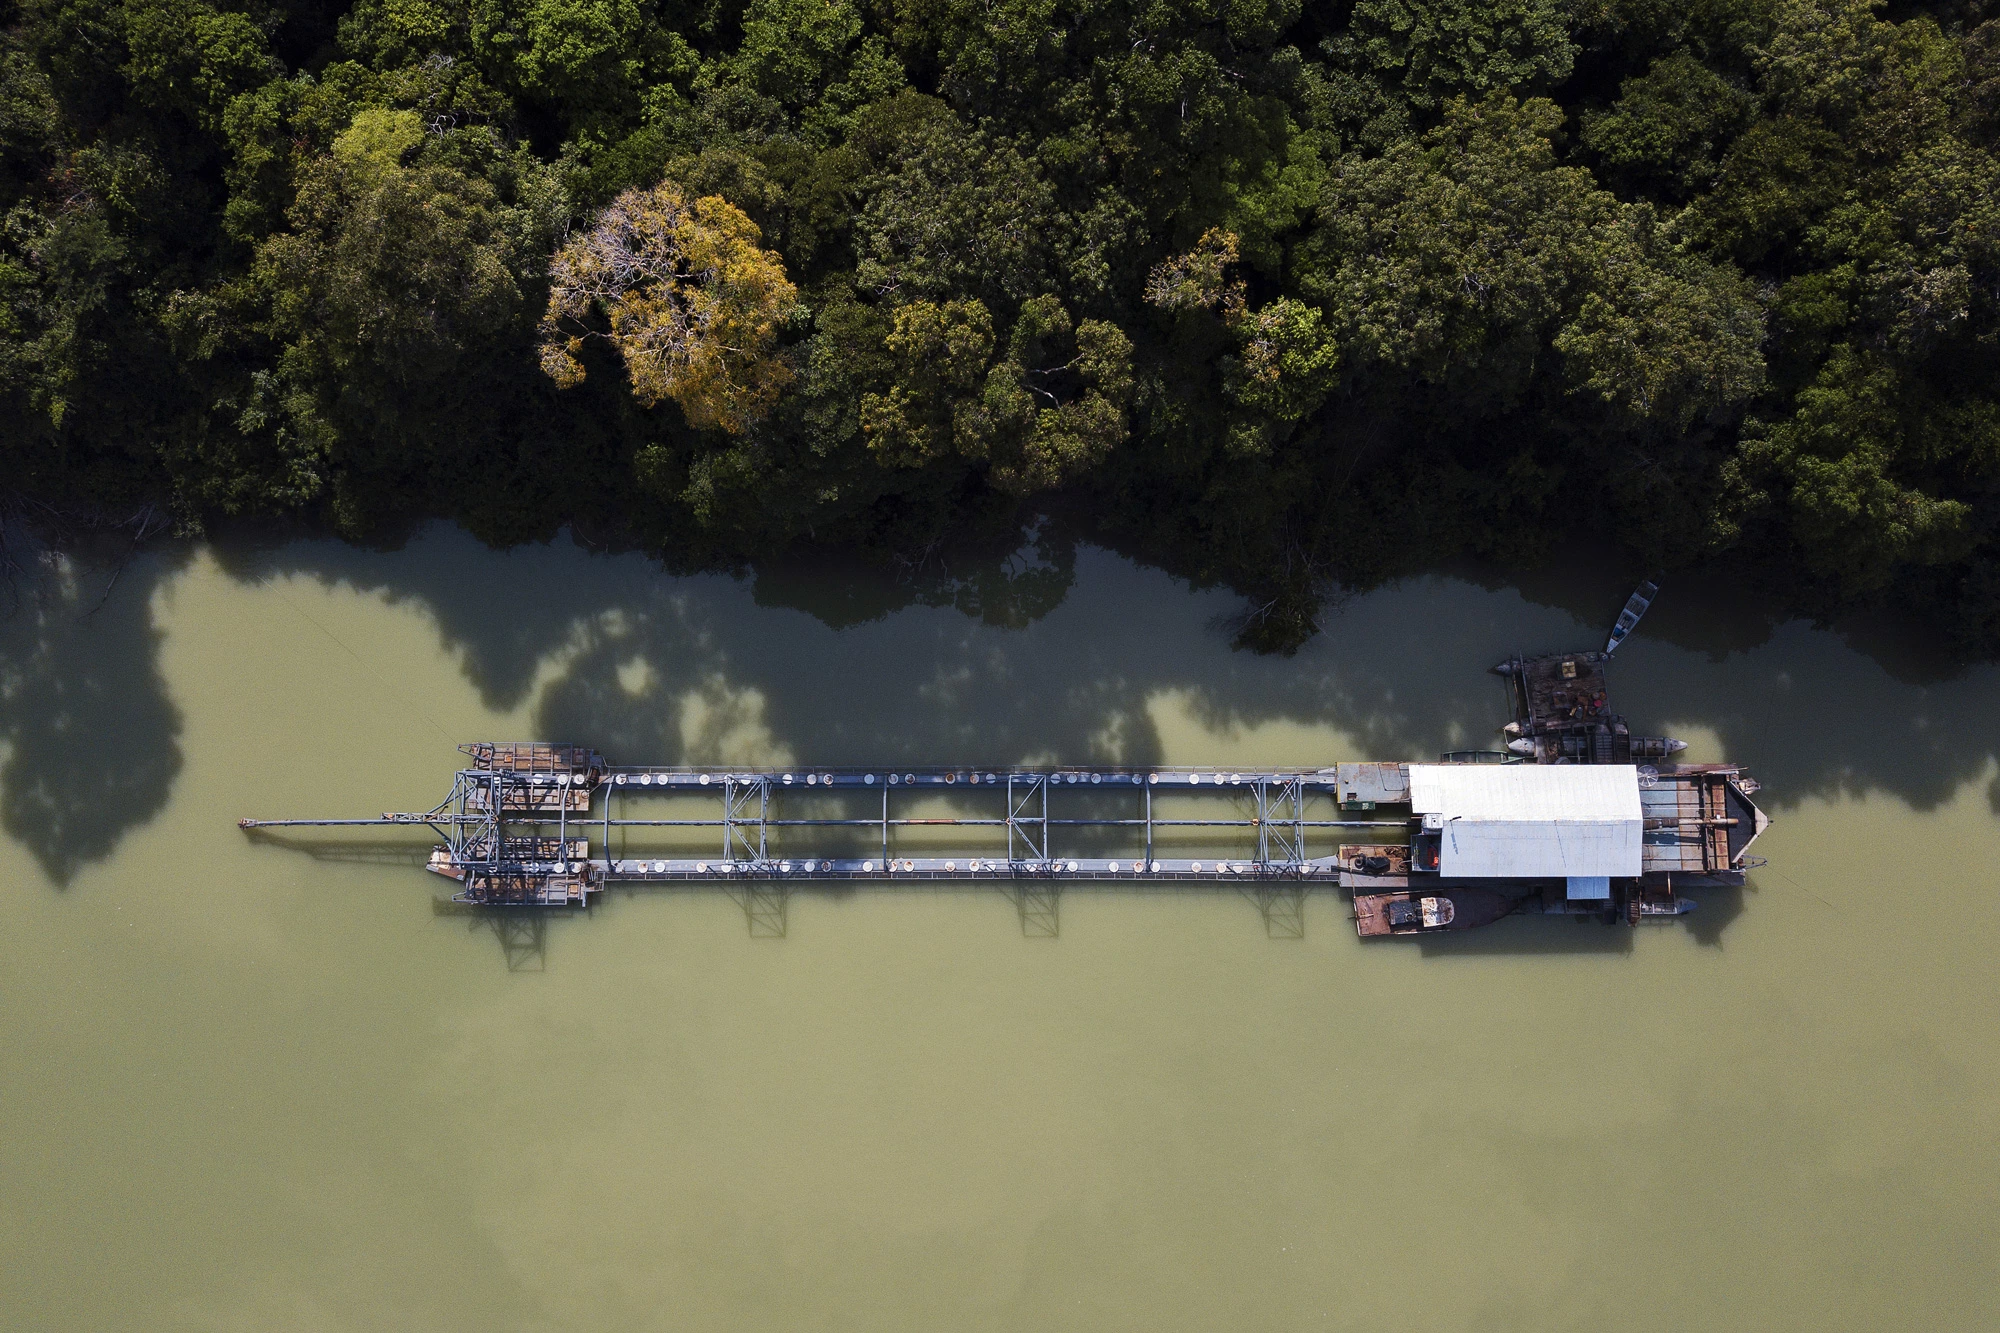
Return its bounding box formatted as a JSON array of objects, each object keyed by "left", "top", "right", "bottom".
[
  {"left": 432, "top": 898, "right": 560, "bottom": 972},
  {"left": 208, "top": 525, "right": 2000, "bottom": 813},
  {"left": 242, "top": 830, "right": 434, "bottom": 868},
  {"left": 201, "top": 523, "right": 2000, "bottom": 953},
  {"left": 1408, "top": 882, "right": 1749, "bottom": 955},
  {"left": 400, "top": 878, "right": 1313, "bottom": 966},
  {"left": 0, "top": 538, "right": 188, "bottom": 886},
  {"left": 12, "top": 519, "right": 2000, "bottom": 954},
  {"left": 1454, "top": 541, "right": 2000, "bottom": 811},
  {"left": 1417, "top": 913, "right": 1637, "bottom": 957}
]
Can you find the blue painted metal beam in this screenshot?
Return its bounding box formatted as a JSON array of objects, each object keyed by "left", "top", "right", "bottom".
[{"left": 240, "top": 749, "right": 1418, "bottom": 904}]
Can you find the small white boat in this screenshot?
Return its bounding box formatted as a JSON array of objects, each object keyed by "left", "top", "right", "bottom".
[{"left": 1605, "top": 580, "right": 1659, "bottom": 653}]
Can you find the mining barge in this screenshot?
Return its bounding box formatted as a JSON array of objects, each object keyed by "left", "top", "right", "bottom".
[{"left": 238, "top": 649, "right": 1769, "bottom": 937}]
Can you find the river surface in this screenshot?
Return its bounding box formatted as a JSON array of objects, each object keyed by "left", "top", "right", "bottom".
[{"left": 1, "top": 525, "right": 1996, "bottom": 1331}]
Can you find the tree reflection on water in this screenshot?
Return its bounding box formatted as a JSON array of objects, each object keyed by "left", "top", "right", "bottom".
[
  {"left": 0, "top": 530, "right": 186, "bottom": 886},
  {"left": 6, "top": 519, "right": 1998, "bottom": 953}
]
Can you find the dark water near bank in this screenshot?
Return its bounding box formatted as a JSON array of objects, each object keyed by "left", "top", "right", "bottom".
[{"left": 1, "top": 527, "right": 1996, "bottom": 1330}]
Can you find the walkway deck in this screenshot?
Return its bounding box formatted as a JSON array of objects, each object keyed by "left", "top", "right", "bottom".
[{"left": 240, "top": 750, "right": 1410, "bottom": 908}]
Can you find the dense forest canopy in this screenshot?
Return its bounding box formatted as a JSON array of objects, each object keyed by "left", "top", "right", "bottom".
[{"left": 5, "top": 0, "right": 2000, "bottom": 648}]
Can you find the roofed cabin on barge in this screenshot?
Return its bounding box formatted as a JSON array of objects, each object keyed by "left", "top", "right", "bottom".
[{"left": 1345, "top": 651, "right": 1769, "bottom": 934}]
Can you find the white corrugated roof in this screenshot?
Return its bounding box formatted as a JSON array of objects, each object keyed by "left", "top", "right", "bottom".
[{"left": 1408, "top": 764, "right": 1642, "bottom": 878}]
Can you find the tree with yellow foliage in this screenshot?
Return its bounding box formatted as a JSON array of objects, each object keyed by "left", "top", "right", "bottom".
[{"left": 539, "top": 183, "right": 799, "bottom": 434}]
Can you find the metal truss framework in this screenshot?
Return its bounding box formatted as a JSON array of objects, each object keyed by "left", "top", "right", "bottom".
[
  {"left": 239, "top": 747, "right": 1410, "bottom": 917},
  {"left": 584, "top": 763, "right": 1389, "bottom": 882}
]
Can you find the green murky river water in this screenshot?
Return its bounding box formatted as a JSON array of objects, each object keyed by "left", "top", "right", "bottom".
[{"left": 1, "top": 527, "right": 1996, "bottom": 1330}]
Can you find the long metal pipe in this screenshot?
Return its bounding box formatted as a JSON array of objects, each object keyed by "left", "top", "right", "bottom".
[
  {"left": 240, "top": 816, "right": 1402, "bottom": 830},
  {"left": 240, "top": 754, "right": 1411, "bottom": 900},
  {"left": 575, "top": 817, "right": 1397, "bottom": 829}
]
